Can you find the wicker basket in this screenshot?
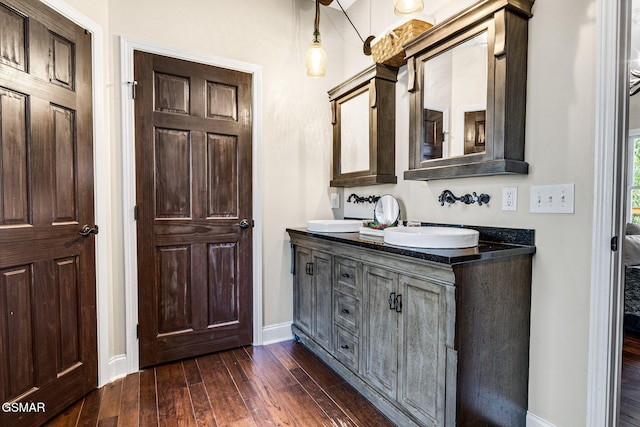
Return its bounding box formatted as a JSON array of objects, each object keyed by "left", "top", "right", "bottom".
[{"left": 371, "top": 19, "right": 433, "bottom": 67}]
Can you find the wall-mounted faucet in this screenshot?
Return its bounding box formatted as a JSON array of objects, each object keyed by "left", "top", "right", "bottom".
[
  {"left": 347, "top": 193, "right": 381, "bottom": 204},
  {"left": 438, "top": 190, "right": 490, "bottom": 206}
]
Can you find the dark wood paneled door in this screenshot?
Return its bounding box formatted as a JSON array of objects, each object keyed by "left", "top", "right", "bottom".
[
  {"left": 0, "top": 0, "right": 97, "bottom": 426},
  {"left": 134, "top": 52, "right": 253, "bottom": 368}
]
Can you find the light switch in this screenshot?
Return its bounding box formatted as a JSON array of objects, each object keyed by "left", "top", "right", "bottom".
[{"left": 530, "top": 184, "right": 574, "bottom": 214}]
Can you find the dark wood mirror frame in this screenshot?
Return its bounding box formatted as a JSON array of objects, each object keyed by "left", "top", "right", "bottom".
[
  {"left": 329, "top": 64, "right": 398, "bottom": 187},
  {"left": 404, "top": 0, "right": 534, "bottom": 180}
]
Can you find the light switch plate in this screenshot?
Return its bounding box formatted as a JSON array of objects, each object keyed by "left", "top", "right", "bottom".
[
  {"left": 330, "top": 193, "right": 340, "bottom": 209},
  {"left": 530, "top": 184, "right": 575, "bottom": 214}
]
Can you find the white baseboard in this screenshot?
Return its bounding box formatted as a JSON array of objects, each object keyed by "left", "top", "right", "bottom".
[
  {"left": 262, "top": 322, "right": 294, "bottom": 345},
  {"left": 101, "top": 354, "right": 129, "bottom": 386},
  {"left": 527, "top": 411, "right": 556, "bottom": 427}
]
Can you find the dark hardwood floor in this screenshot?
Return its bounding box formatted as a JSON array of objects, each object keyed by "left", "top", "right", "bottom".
[
  {"left": 622, "top": 331, "right": 640, "bottom": 427},
  {"left": 43, "top": 340, "right": 395, "bottom": 427}
]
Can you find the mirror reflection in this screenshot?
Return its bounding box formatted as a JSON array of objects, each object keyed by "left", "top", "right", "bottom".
[
  {"left": 373, "top": 195, "right": 400, "bottom": 227},
  {"left": 340, "top": 91, "right": 370, "bottom": 173},
  {"left": 422, "top": 31, "right": 488, "bottom": 161}
]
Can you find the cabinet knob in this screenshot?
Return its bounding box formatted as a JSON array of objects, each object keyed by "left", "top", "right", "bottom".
[
  {"left": 341, "top": 308, "right": 350, "bottom": 314},
  {"left": 341, "top": 272, "right": 350, "bottom": 278},
  {"left": 341, "top": 344, "right": 350, "bottom": 349}
]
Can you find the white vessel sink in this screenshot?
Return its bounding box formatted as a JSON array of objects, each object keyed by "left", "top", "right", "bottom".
[
  {"left": 307, "top": 219, "right": 361, "bottom": 233},
  {"left": 384, "top": 226, "right": 479, "bottom": 249}
]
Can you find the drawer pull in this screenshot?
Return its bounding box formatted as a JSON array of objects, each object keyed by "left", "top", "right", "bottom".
[
  {"left": 341, "top": 308, "right": 350, "bottom": 314},
  {"left": 341, "top": 272, "right": 350, "bottom": 278},
  {"left": 341, "top": 344, "right": 350, "bottom": 349}
]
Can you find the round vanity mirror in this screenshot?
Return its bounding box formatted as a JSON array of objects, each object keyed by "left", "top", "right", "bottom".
[{"left": 374, "top": 195, "right": 400, "bottom": 227}]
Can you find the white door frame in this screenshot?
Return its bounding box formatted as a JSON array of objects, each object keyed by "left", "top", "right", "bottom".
[
  {"left": 587, "top": 0, "right": 630, "bottom": 425},
  {"left": 119, "top": 37, "right": 264, "bottom": 377}
]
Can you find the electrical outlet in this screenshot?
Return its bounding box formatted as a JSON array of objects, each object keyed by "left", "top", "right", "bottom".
[
  {"left": 330, "top": 193, "right": 340, "bottom": 209},
  {"left": 502, "top": 187, "right": 518, "bottom": 211},
  {"left": 529, "top": 184, "right": 575, "bottom": 214}
]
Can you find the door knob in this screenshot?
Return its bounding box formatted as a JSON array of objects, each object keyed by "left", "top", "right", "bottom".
[
  {"left": 239, "top": 219, "right": 251, "bottom": 229},
  {"left": 79, "top": 224, "right": 99, "bottom": 237}
]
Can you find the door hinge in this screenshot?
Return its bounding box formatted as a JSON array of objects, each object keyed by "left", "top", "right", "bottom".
[
  {"left": 611, "top": 235, "right": 618, "bottom": 252},
  {"left": 134, "top": 205, "right": 138, "bottom": 221},
  {"left": 136, "top": 324, "right": 140, "bottom": 339},
  {"left": 129, "top": 80, "right": 138, "bottom": 100}
]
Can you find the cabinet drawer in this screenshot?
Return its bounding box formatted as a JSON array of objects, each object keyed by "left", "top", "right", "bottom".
[
  {"left": 335, "top": 292, "right": 360, "bottom": 333},
  {"left": 335, "top": 326, "right": 359, "bottom": 370},
  {"left": 335, "top": 258, "right": 358, "bottom": 294}
]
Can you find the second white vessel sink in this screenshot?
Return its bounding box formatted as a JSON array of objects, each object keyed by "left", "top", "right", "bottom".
[
  {"left": 384, "top": 226, "right": 480, "bottom": 249},
  {"left": 307, "top": 219, "right": 361, "bottom": 233}
]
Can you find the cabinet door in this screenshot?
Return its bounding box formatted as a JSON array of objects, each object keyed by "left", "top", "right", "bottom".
[
  {"left": 398, "top": 275, "right": 450, "bottom": 427},
  {"left": 362, "top": 265, "right": 398, "bottom": 399},
  {"left": 293, "top": 246, "right": 313, "bottom": 335},
  {"left": 313, "top": 251, "right": 333, "bottom": 350}
]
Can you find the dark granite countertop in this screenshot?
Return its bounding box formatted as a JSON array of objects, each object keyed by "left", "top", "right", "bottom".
[{"left": 286, "top": 224, "right": 536, "bottom": 265}]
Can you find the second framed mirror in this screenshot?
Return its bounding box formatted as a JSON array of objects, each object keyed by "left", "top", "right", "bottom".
[{"left": 329, "top": 64, "right": 398, "bottom": 187}]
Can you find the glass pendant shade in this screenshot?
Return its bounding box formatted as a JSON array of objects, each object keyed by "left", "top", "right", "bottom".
[
  {"left": 306, "top": 39, "right": 327, "bottom": 77},
  {"left": 394, "top": 0, "right": 424, "bottom": 15}
]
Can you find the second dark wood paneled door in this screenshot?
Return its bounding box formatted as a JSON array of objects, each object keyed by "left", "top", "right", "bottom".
[{"left": 134, "top": 52, "right": 253, "bottom": 368}]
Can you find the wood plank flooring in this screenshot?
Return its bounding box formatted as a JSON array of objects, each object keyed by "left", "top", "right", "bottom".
[
  {"left": 622, "top": 331, "right": 640, "bottom": 427},
  {"left": 43, "top": 340, "right": 395, "bottom": 427}
]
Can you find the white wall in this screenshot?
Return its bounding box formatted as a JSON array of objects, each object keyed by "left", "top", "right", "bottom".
[{"left": 57, "top": 0, "right": 598, "bottom": 425}]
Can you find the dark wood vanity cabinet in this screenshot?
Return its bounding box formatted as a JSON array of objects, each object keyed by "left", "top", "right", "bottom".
[{"left": 288, "top": 229, "right": 533, "bottom": 426}]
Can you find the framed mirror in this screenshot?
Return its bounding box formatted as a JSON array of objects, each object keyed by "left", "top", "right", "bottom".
[
  {"left": 339, "top": 90, "right": 370, "bottom": 173},
  {"left": 329, "top": 64, "right": 398, "bottom": 187},
  {"left": 374, "top": 195, "right": 401, "bottom": 226},
  {"left": 404, "top": 0, "right": 534, "bottom": 180}
]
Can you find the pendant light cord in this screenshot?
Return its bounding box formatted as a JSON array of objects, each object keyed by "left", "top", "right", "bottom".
[
  {"left": 313, "top": 0, "right": 321, "bottom": 41},
  {"left": 335, "top": 0, "right": 365, "bottom": 43}
]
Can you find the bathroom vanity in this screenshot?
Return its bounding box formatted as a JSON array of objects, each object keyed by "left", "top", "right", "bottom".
[{"left": 287, "top": 226, "right": 535, "bottom": 426}]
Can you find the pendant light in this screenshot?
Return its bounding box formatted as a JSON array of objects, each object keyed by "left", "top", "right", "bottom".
[
  {"left": 306, "top": 0, "right": 327, "bottom": 77},
  {"left": 394, "top": 0, "right": 424, "bottom": 16}
]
